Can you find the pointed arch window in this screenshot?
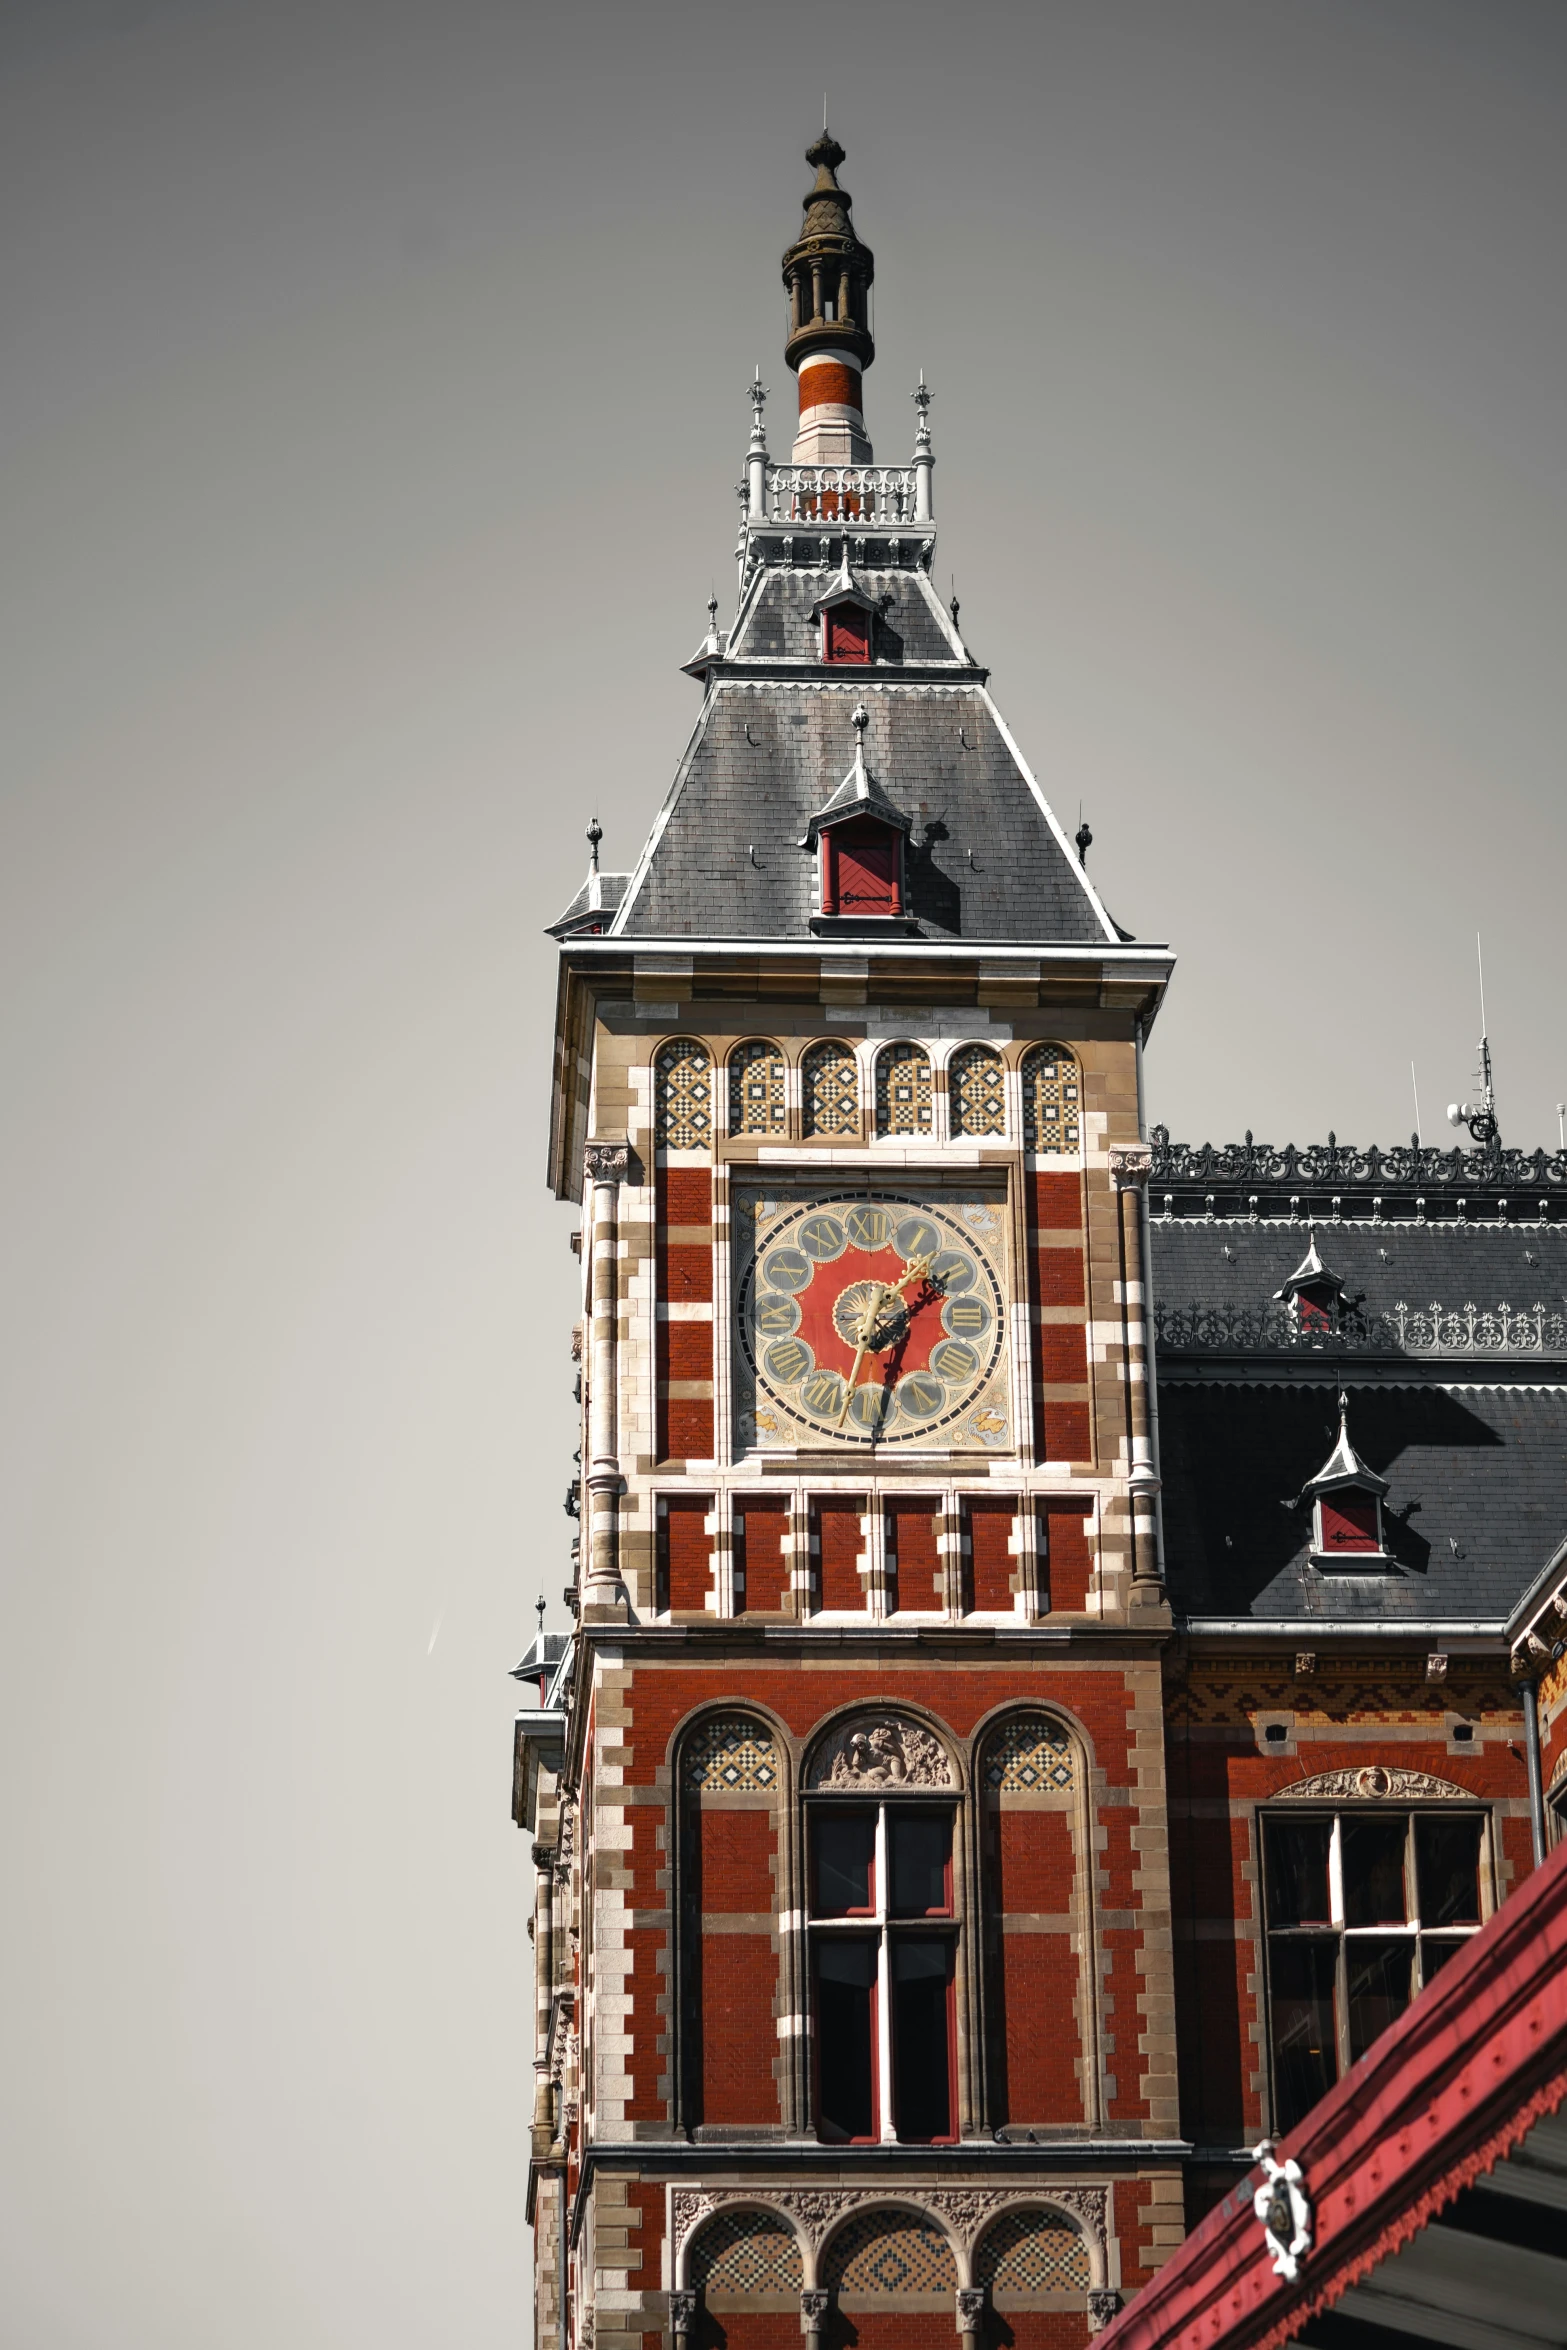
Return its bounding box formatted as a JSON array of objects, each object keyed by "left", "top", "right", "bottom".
[
  {"left": 803, "top": 1041, "right": 859, "bottom": 1138},
  {"left": 949, "top": 1043, "right": 1006, "bottom": 1137},
  {"left": 655, "top": 1039, "right": 712, "bottom": 1151},
  {"left": 1021, "top": 1044, "right": 1080, "bottom": 1153},
  {"left": 874, "top": 1042, "right": 932, "bottom": 1137},
  {"left": 728, "top": 1039, "right": 786, "bottom": 1136}
]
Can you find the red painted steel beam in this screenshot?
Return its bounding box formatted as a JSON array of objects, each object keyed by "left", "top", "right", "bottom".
[{"left": 1098, "top": 1836, "right": 1567, "bottom": 2350}]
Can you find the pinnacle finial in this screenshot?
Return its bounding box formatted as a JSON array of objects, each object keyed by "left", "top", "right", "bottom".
[
  {"left": 851, "top": 703, "right": 869, "bottom": 738},
  {"left": 586, "top": 814, "right": 602, "bottom": 874}
]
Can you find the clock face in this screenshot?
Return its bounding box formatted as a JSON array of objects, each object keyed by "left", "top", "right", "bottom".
[{"left": 735, "top": 1190, "right": 1012, "bottom": 1450}]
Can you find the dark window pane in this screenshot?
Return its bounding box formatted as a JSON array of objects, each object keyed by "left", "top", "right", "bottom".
[
  {"left": 814, "top": 1939, "right": 876, "bottom": 2140},
  {"left": 1346, "top": 1935, "right": 1414, "bottom": 2061},
  {"left": 1263, "top": 1817, "right": 1331, "bottom": 1926},
  {"left": 1343, "top": 1817, "right": 1408, "bottom": 1925},
  {"left": 1415, "top": 1815, "right": 1482, "bottom": 1926},
  {"left": 1420, "top": 1935, "right": 1469, "bottom": 1986},
  {"left": 889, "top": 1814, "right": 951, "bottom": 1917},
  {"left": 891, "top": 1938, "right": 952, "bottom": 2140},
  {"left": 812, "top": 1814, "right": 875, "bottom": 1916},
  {"left": 1268, "top": 1937, "right": 1338, "bottom": 2131}
]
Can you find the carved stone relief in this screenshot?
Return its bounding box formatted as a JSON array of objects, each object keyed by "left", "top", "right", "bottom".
[
  {"left": 1276, "top": 1765, "right": 1470, "bottom": 1802},
  {"left": 808, "top": 1714, "right": 954, "bottom": 1790}
]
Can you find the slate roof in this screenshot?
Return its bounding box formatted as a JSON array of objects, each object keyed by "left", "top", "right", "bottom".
[
  {"left": 609, "top": 679, "right": 1116, "bottom": 944},
  {"left": 1150, "top": 1208, "right": 1567, "bottom": 1624},
  {"left": 1151, "top": 1218, "right": 1567, "bottom": 1330},
  {"left": 1158, "top": 1379, "right": 1567, "bottom": 1624},
  {"left": 726, "top": 565, "right": 964, "bottom": 666}
]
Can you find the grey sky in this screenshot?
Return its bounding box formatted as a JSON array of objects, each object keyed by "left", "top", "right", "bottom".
[{"left": 3, "top": 3, "right": 1565, "bottom": 2343}]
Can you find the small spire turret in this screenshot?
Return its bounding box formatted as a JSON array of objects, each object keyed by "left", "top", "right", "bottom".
[{"left": 781, "top": 127, "right": 875, "bottom": 465}]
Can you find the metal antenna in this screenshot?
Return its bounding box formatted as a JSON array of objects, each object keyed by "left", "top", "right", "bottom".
[
  {"left": 1410, "top": 1061, "right": 1422, "bottom": 1146},
  {"left": 1446, "top": 934, "right": 1499, "bottom": 1146},
  {"left": 1558, "top": 1102, "right": 1565, "bottom": 1152}
]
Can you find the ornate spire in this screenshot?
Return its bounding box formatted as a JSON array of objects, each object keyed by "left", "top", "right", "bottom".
[{"left": 781, "top": 128, "right": 875, "bottom": 466}]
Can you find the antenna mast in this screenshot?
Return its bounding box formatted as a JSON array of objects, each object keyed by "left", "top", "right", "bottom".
[{"left": 1446, "top": 932, "right": 1499, "bottom": 1148}]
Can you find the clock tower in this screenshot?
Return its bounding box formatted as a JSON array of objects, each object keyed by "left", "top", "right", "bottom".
[{"left": 518, "top": 130, "right": 1181, "bottom": 2350}]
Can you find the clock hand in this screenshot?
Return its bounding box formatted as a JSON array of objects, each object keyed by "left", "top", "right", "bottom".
[
  {"left": 837, "top": 1281, "right": 889, "bottom": 1425},
  {"left": 835, "top": 1258, "right": 935, "bottom": 1427}
]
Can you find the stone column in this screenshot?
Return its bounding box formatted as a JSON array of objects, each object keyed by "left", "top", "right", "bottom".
[
  {"left": 530, "top": 1840, "right": 557, "bottom": 2156},
  {"left": 583, "top": 1143, "right": 631, "bottom": 1619},
  {"left": 669, "top": 2289, "right": 696, "bottom": 2348},
  {"left": 1110, "top": 1143, "right": 1161, "bottom": 1594}
]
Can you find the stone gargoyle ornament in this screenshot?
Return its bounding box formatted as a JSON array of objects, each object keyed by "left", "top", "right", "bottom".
[{"left": 1251, "top": 2141, "right": 1313, "bottom": 2282}]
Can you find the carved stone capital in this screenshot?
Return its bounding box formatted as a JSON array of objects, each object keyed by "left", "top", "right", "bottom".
[
  {"left": 668, "top": 2290, "right": 696, "bottom": 2339},
  {"left": 800, "top": 2289, "right": 831, "bottom": 2333},
  {"left": 955, "top": 2288, "right": 987, "bottom": 2332},
  {"left": 1087, "top": 2288, "right": 1121, "bottom": 2333},
  {"left": 584, "top": 1141, "right": 632, "bottom": 1188},
  {"left": 1109, "top": 1143, "right": 1154, "bottom": 1191}
]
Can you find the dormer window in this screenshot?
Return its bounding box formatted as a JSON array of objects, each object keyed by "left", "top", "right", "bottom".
[
  {"left": 823, "top": 817, "right": 901, "bottom": 916},
  {"left": 814, "top": 547, "right": 877, "bottom": 667},
  {"left": 824, "top": 605, "right": 870, "bottom": 664},
  {"left": 1301, "top": 1398, "right": 1391, "bottom": 1566},
  {"left": 806, "top": 705, "right": 915, "bottom": 933},
  {"left": 1275, "top": 1230, "right": 1345, "bottom": 1335}
]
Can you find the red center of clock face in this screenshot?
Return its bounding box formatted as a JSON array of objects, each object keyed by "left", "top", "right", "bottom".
[{"left": 791, "top": 1244, "right": 945, "bottom": 1383}]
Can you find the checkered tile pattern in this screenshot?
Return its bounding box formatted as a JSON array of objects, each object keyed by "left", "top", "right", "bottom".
[
  {"left": 1021, "top": 1044, "right": 1080, "bottom": 1152},
  {"left": 823, "top": 2212, "right": 956, "bottom": 2295},
  {"left": 685, "top": 1717, "right": 779, "bottom": 1792},
  {"left": 728, "top": 1040, "right": 786, "bottom": 1136},
  {"left": 690, "top": 2211, "right": 802, "bottom": 2294},
  {"left": 949, "top": 1043, "right": 1006, "bottom": 1136},
  {"left": 655, "top": 1039, "right": 712, "bottom": 1150},
  {"left": 984, "top": 1714, "right": 1076, "bottom": 1792},
  {"left": 875, "top": 1042, "right": 933, "bottom": 1136},
  {"left": 803, "top": 1041, "right": 859, "bottom": 1136},
  {"left": 975, "top": 2208, "right": 1089, "bottom": 2292}
]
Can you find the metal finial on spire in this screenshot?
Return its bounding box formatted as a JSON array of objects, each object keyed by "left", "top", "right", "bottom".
[
  {"left": 1075, "top": 814, "right": 1093, "bottom": 865},
  {"left": 535, "top": 1595, "right": 546, "bottom": 1636},
  {"left": 748, "top": 366, "right": 769, "bottom": 422},
  {"left": 586, "top": 814, "right": 602, "bottom": 873},
  {"left": 851, "top": 703, "right": 869, "bottom": 739},
  {"left": 912, "top": 370, "right": 933, "bottom": 446}
]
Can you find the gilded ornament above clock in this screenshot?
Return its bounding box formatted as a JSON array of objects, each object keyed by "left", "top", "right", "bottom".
[{"left": 735, "top": 1189, "right": 1010, "bottom": 1450}]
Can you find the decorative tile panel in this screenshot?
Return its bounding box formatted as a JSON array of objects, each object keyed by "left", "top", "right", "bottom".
[
  {"left": 685, "top": 1717, "right": 779, "bottom": 1793},
  {"left": 802, "top": 1041, "right": 859, "bottom": 1137},
  {"left": 728, "top": 1040, "right": 786, "bottom": 1136},
  {"left": 975, "top": 2208, "right": 1090, "bottom": 2292},
  {"left": 949, "top": 1043, "right": 1006, "bottom": 1136},
  {"left": 874, "top": 1041, "right": 933, "bottom": 1136},
  {"left": 655, "top": 1039, "right": 713, "bottom": 1151},
  {"left": 984, "top": 1714, "right": 1075, "bottom": 1793},
  {"left": 690, "top": 2210, "right": 802, "bottom": 2295},
  {"left": 1021, "top": 1044, "right": 1080, "bottom": 1153},
  {"left": 823, "top": 2212, "right": 957, "bottom": 2295}
]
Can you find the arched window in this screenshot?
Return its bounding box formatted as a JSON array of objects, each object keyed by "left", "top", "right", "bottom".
[
  {"left": 974, "top": 2206, "right": 1091, "bottom": 2296},
  {"left": 821, "top": 2209, "right": 956, "bottom": 2299},
  {"left": 680, "top": 1716, "right": 782, "bottom": 2131},
  {"left": 981, "top": 1712, "right": 1091, "bottom": 2130},
  {"left": 728, "top": 1039, "right": 786, "bottom": 1136},
  {"left": 802, "top": 1040, "right": 859, "bottom": 1137},
  {"left": 1021, "top": 1043, "right": 1080, "bottom": 1153},
  {"left": 949, "top": 1042, "right": 1005, "bottom": 1136},
  {"left": 655, "top": 1039, "right": 712, "bottom": 1151},
  {"left": 688, "top": 2207, "right": 803, "bottom": 2301},
  {"left": 874, "top": 1042, "right": 932, "bottom": 1137},
  {"left": 805, "top": 1712, "right": 959, "bottom": 2143}
]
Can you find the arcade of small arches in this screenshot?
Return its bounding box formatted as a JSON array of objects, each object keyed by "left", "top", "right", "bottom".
[
  {"left": 652, "top": 1035, "right": 1082, "bottom": 1151},
  {"left": 673, "top": 2190, "right": 1108, "bottom": 2300}
]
